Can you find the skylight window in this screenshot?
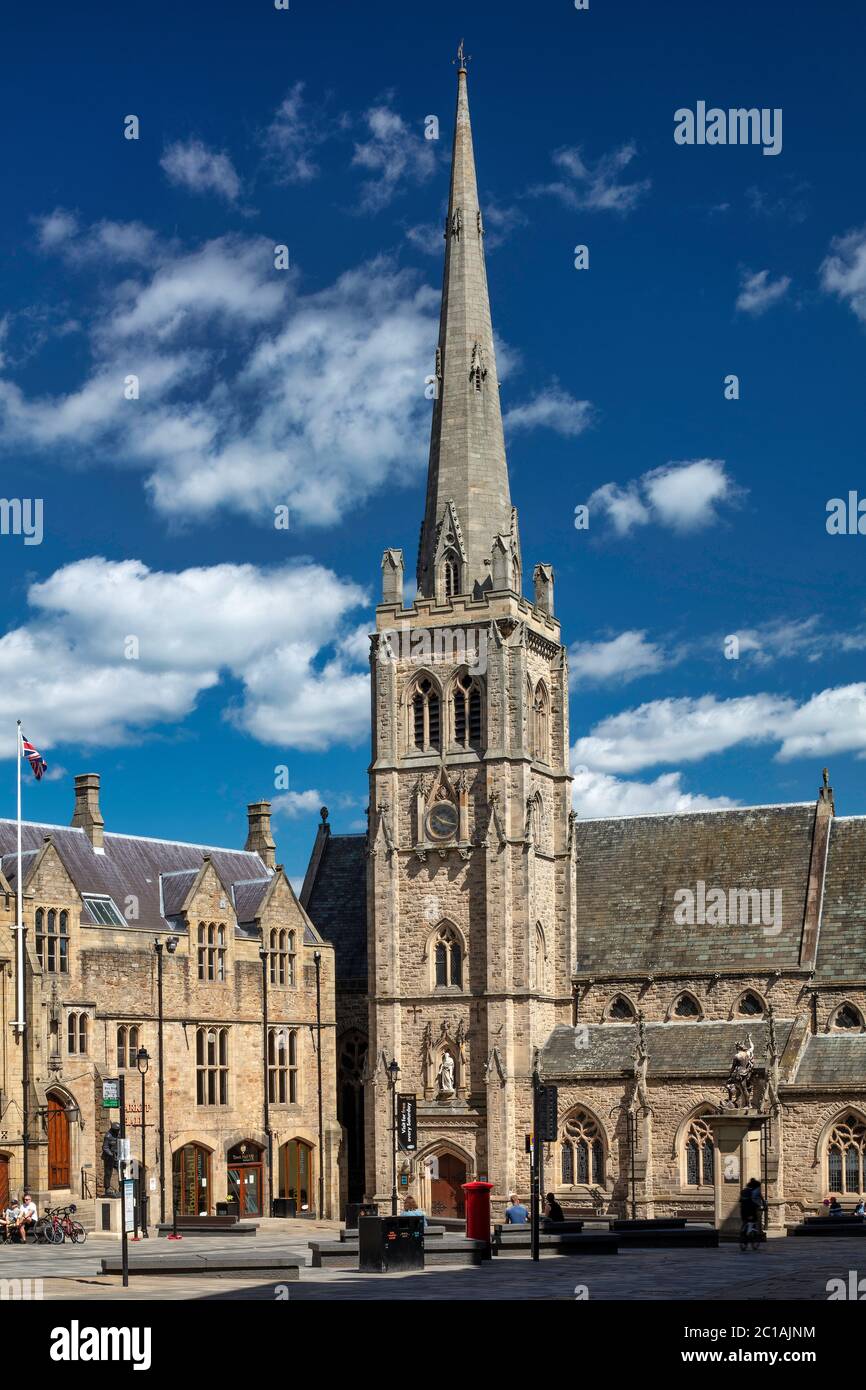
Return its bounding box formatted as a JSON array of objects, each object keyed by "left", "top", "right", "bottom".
[{"left": 83, "top": 895, "right": 126, "bottom": 927}]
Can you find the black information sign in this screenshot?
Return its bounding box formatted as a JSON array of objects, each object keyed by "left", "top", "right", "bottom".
[
  {"left": 536, "top": 1084, "right": 558, "bottom": 1141},
  {"left": 397, "top": 1094, "right": 417, "bottom": 1152}
]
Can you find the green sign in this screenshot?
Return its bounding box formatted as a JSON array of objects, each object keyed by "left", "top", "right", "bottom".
[{"left": 102, "top": 1078, "right": 120, "bottom": 1109}]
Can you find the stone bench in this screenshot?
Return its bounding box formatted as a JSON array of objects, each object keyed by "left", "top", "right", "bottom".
[
  {"left": 102, "top": 1252, "right": 299, "bottom": 1277},
  {"left": 310, "top": 1236, "right": 489, "bottom": 1268},
  {"left": 612, "top": 1218, "right": 687, "bottom": 1231},
  {"left": 613, "top": 1226, "right": 718, "bottom": 1249},
  {"left": 792, "top": 1221, "right": 866, "bottom": 1238},
  {"left": 156, "top": 1221, "right": 257, "bottom": 1237},
  {"left": 495, "top": 1231, "right": 619, "bottom": 1256}
]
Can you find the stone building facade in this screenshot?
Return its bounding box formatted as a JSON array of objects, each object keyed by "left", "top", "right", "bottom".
[
  {"left": 302, "top": 57, "right": 866, "bottom": 1227},
  {"left": 0, "top": 775, "right": 339, "bottom": 1227}
]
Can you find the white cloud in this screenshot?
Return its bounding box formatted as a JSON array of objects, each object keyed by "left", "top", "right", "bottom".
[
  {"left": 272, "top": 789, "right": 324, "bottom": 820},
  {"left": 534, "top": 142, "right": 650, "bottom": 214},
  {"left": 351, "top": 106, "right": 438, "bottom": 212},
  {"left": 571, "top": 765, "right": 737, "bottom": 818},
  {"left": 572, "top": 684, "right": 866, "bottom": 774},
  {"left": 736, "top": 268, "right": 791, "bottom": 316},
  {"left": 263, "top": 82, "right": 335, "bottom": 184},
  {"left": 160, "top": 138, "right": 242, "bottom": 203},
  {"left": 35, "top": 210, "right": 159, "bottom": 266},
  {"left": 590, "top": 459, "right": 740, "bottom": 536},
  {"left": 504, "top": 384, "right": 594, "bottom": 438},
  {"left": 406, "top": 222, "right": 444, "bottom": 256},
  {"left": 0, "top": 557, "right": 370, "bottom": 758},
  {"left": 820, "top": 227, "right": 866, "bottom": 323},
  {"left": 569, "top": 630, "right": 667, "bottom": 688},
  {"left": 2, "top": 223, "right": 440, "bottom": 528}
]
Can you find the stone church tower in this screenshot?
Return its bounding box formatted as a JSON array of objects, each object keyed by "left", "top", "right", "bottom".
[{"left": 365, "top": 54, "right": 575, "bottom": 1216}]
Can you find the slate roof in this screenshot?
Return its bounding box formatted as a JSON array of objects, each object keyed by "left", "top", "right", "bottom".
[
  {"left": 0, "top": 819, "right": 270, "bottom": 933},
  {"left": 304, "top": 834, "right": 367, "bottom": 981},
  {"left": 540, "top": 1019, "right": 797, "bottom": 1080},
  {"left": 573, "top": 804, "right": 816, "bottom": 976},
  {"left": 814, "top": 817, "right": 866, "bottom": 981},
  {"left": 794, "top": 1035, "right": 866, "bottom": 1088}
]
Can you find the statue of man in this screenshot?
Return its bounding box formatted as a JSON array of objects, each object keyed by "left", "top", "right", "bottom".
[
  {"left": 724, "top": 1034, "right": 755, "bottom": 1108},
  {"left": 438, "top": 1051, "right": 455, "bottom": 1095},
  {"left": 102, "top": 1121, "right": 121, "bottom": 1195}
]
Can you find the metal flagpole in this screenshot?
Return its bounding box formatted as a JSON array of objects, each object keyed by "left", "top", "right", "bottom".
[{"left": 13, "top": 721, "right": 23, "bottom": 1035}]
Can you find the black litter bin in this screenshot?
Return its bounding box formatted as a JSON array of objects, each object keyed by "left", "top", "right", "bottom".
[
  {"left": 272, "top": 1197, "right": 297, "bottom": 1218},
  {"left": 358, "top": 1215, "right": 424, "bottom": 1272},
  {"left": 346, "top": 1200, "right": 379, "bottom": 1229}
]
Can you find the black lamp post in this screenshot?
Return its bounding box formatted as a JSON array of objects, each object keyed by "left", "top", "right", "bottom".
[
  {"left": 387, "top": 1059, "right": 400, "bottom": 1216},
  {"left": 259, "top": 947, "right": 274, "bottom": 1217},
  {"left": 154, "top": 934, "right": 179, "bottom": 1225},
  {"left": 314, "top": 950, "right": 324, "bottom": 1219},
  {"left": 136, "top": 1047, "right": 150, "bottom": 1237}
]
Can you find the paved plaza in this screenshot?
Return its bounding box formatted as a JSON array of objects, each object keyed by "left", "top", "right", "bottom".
[{"left": 4, "top": 1227, "right": 862, "bottom": 1301}]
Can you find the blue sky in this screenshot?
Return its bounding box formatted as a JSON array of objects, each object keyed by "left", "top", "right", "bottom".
[{"left": 1, "top": 0, "right": 865, "bottom": 881}]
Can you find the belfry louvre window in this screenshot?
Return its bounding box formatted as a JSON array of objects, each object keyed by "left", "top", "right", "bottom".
[
  {"left": 35, "top": 907, "right": 69, "bottom": 974},
  {"left": 560, "top": 1110, "right": 605, "bottom": 1185},
  {"left": 410, "top": 678, "right": 441, "bottom": 752},
  {"left": 198, "top": 922, "right": 227, "bottom": 981},
  {"left": 268, "top": 1027, "right": 298, "bottom": 1104},
  {"left": 453, "top": 672, "right": 482, "bottom": 750},
  {"left": 83, "top": 894, "right": 126, "bottom": 927},
  {"left": 196, "top": 1026, "right": 229, "bottom": 1106}
]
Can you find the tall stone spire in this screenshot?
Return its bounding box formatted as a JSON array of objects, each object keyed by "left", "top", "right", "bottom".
[{"left": 416, "top": 48, "right": 520, "bottom": 601}]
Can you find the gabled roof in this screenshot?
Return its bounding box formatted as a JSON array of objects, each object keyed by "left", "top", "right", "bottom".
[
  {"left": 303, "top": 833, "right": 367, "bottom": 980},
  {"left": 814, "top": 817, "right": 866, "bottom": 981},
  {"left": 794, "top": 1034, "right": 866, "bottom": 1087},
  {"left": 0, "top": 819, "right": 270, "bottom": 933},
  {"left": 573, "top": 804, "right": 817, "bottom": 975}
]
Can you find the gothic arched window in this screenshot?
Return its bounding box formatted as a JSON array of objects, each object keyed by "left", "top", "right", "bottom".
[
  {"left": 531, "top": 681, "right": 550, "bottom": 764},
  {"left": 826, "top": 1113, "right": 866, "bottom": 1194},
  {"left": 452, "top": 671, "right": 483, "bottom": 751},
  {"left": 410, "top": 676, "right": 441, "bottom": 753},
  {"left": 442, "top": 549, "right": 460, "bottom": 599},
  {"left": 532, "top": 924, "right": 546, "bottom": 991},
  {"left": 608, "top": 995, "right": 636, "bottom": 1021},
  {"left": 683, "top": 1116, "right": 715, "bottom": 1186},
  {"left": 832, "top": 1003, "right": 865, "bottom": 1032},
  {"left": 432, "top": 924, "right": 463, "bottom": 990},
  {"left": 560, "top": 1109, "right": 605, "bottom": 1186},
  {"left": 737, "top": 991, "right": 764, "bottom": 1017},
  {"left": 672, "top": 992, "right": 701, "bottom": 1019}
]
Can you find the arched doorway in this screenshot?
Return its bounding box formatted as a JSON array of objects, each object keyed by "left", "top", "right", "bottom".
[
  {"left": 279, "top": 1139, "right": 314, "bottom": 1215},
  {"left": 0, "top": 1154, "right": 9, "bottom": 1212},
  {"left": 47, "top": 1092, "right": 70, "bottom": 1188},
  {"left": 227, "top": 1141, "right": 264, "bottom": 1217},
  {"left": 172, "top": 1143, "right": 212, "bottom": 1216},
  {"left": 338, "top": 1031, "right": 367, "bottom": 1204},
  {"left": 429, "top": 1152, "right": 467, "bottom": 1219}
]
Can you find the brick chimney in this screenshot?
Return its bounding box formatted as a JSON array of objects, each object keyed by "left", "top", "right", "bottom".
[
  {"left": 245, "top": 800, "right": 276, "bottom": 870},
  {"left": 71, "top": 773, "right": 105, "bottom": 851}
]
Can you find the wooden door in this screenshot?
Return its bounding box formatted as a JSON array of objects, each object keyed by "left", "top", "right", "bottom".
[
  {"left": 430, "top": 1153, "right": 466, "bottom": 1219},
  {"left": 0, "top": 1155, "right": 8, "bottom": 1212},
  {"left": 47, "top": 1093, "right": 70, "bottom": 1188}
]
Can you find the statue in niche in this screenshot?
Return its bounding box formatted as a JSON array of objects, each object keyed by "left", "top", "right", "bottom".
[{"left": 437, "top": 1051, "right": 456, "bottom": 1096}]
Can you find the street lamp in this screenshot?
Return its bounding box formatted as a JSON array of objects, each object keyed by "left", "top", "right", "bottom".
[
  {"left": 136, "top": 1047, "right": 150, "bottom": 1237},
  {"left": 313, "top": 950, "right": 324, "bottom": 1219},
  {"left": 259, "top": 947, "right": 274, "bottom": 1217},
  {"left": 387, "top": 1059, "right": 400, "bottom": 1216},
  {"left": 154, "top": 934, "right": 179, "bottom": 1224}
]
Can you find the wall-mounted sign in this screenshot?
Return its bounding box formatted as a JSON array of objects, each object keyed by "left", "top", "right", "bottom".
[
  {"left": 397, "top": 1095, "right": 417, "bottom": 1152},
  {"left": 102, "top": 1078, "right": 120, "bottom": 1109}
]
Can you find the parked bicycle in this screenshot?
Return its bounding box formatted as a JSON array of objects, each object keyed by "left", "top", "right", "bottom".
[{"left": 44, "top": 1204, "right": 87, "bottom": 1244}]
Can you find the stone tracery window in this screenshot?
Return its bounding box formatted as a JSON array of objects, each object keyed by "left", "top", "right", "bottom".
[
  {"left": 832, "top": 1003, "right": 865, "bottom": 1032},
  {"left": 827, "top": 1113, "right": 866, "bottom": 1194},
  {"left": 672, "top": 992, "right": 701, "bottom": 1019},
  {"left": 608, "top": 995, "right": 636, "bottom": 1021},
  {"left": 684, "top": 1116, "right": 715, "bottom": 1186},
  {"left": 531, "top": 681, "right": 550, "bottom": 764},
  {"left": 452, "top": 671, "right": 483, "bottom": 751},
  {"left": 197, "top": 922, "right": 226, "bottom": 982},
  {"left": 442, "top": 549, "right": 461, "bottom": 599},
  {"left": 409, "top": 676, "right": 441, "bottom": 752},
  {"left": 432, "top": 924, "right": 463, "bottom": 990},
  {"left": 737, "top": 991, "right": 764, "bottom": 1017},
  {"left": 560, "top": 1109, "right": 605, "bottom": 1185}
]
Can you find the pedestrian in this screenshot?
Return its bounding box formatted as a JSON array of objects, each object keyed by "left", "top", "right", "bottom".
[
  {"left": 544, "top": 1192, "right": 565, "bottom": 1223},
  {"left": 401, "top": 1194, "right": 428, "bottom": 1230},
  {"left": 505, "top": 1193, "right": 529, "bottom": 1224}
]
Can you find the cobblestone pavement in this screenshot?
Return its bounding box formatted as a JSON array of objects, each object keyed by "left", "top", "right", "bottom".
[{"left": 32, "top": 1238, "right": 866, "bottom": 1301}]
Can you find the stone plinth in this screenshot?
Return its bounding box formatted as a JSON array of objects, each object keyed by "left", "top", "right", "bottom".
[{"left": 704, "top": 1110, "right": 768, "bottom": 1241}]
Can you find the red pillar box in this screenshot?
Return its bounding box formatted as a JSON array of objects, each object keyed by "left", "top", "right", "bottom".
[{"left": 462, "top": 1181, "right": 494, "bottom": 1242}]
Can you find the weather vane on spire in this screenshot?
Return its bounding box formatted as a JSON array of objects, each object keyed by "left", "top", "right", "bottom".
[{"left": 454, "top": 38, "right": 471, "bottom": 71}]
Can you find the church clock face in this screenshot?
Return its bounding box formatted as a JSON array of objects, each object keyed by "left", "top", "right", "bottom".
[{"left": 426, "top": 801, "right": 459, "bottom": 842}]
